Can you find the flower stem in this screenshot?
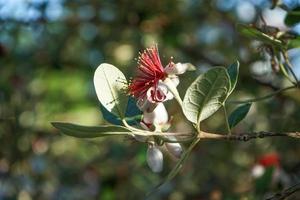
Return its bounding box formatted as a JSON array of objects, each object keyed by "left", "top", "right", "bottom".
[
  {"left": 158, "top": 135, "right": 195, "bottom": 143},
  {"left": 279, "top": 62, "right": 296, "bottom": 86},
  {"left": 222, "top": 104, "right": 232, "bottom": 135}
]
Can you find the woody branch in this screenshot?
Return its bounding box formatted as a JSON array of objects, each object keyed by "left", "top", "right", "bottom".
[
  {"left": 199, "top": 131, "right": 300, "bottom": 142},
  {"left": 157, "top": 131, "right": 300, "bottom": 143}
]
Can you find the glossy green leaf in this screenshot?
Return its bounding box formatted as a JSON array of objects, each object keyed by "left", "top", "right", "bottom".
[
  {"left": 51, "top": 122, "right": 132, "bottom": 138},
  {"left": 228, "top": 103, "right": 251, "bottom": 129},
  {"left": 182, "top": 67, "right": 231, "bottom": 124},
  {"left": 285, "top": 7, "right": 300, "bottom": 27},
  {"left": 237, "top": 24, "right": 284, "bottom": 49},
  {"left": 94, "top": 63, "right": 128, "bottom": 118},
  {"left": 227, "top": 61, "right": 239, "bottom": 95}
]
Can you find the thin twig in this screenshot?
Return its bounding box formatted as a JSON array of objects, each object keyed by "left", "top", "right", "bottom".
[
  {"left": 152, "top": 131, "right": 300, "bottom": 143},
  {"left": 222, "top": 104, "right": 232, "bottom": 135},
  {"left": 283, "top": 51, "right": 299, "bottom": 86},
  {"left": 228, "top": 85, "right": 296, "bottom": 104},
  {"left": 265, "top": 182, "right": 300, "bottom": 200}
]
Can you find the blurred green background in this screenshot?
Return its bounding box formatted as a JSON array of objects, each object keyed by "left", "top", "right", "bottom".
[{"left": 1, "top": 0, "right": 300, "bottom": 199}]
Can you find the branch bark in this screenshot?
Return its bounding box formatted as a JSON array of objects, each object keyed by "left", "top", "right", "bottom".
[
  {"left": 200, "top": 131, "right": 300, "bottom": 142},
  {"left": 155, "top": 131, "right": 300, "bottom": 143},
  {"left": 265, "top": 182, "right": 300, "bottom": 200}
]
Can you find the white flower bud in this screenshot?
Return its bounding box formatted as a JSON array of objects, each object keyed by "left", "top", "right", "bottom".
[
  {"left": 147, "top": 145, "right": 163, "bottom": 173},
  {"left": 165, "top": 136, "right": 183, "bottom": 159},
  {"left": 251, "top": 164, "right": 265, "bottom": 178}
]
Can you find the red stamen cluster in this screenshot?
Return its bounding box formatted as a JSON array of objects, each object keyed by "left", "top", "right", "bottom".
[
  {"left": 129, "top": 45, "right": 166, "bottom": 99},
  {"left": 258, "top": 153, "right": 280, "bottom": 167}
]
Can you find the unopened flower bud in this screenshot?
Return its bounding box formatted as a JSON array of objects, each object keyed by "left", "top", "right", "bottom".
[
  {"left": 147, "top": 145, "right": 163, "bottom": 173},
  {"left": 251, "top": 164, "right": 265, "bottom": 178},
  {"left": 165, "top": 142, "right": 183, "bottom": 159}
]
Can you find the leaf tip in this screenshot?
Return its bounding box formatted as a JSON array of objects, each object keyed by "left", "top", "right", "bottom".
[
  {"left": 50, "top": 121, "right": 58, "bottom": 127},
  {"left": 50, "top": 121, "right": 63, "bottom": 129}
]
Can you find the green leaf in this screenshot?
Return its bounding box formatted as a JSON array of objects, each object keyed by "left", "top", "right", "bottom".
[
  {"left": 94, "top": 63, "right": 128, "bottom": 118},
  {"left": 287, "top": 36, "right": 300, "bottom": 49},
  {"left": 237, "top": 24, "right": 284, "bottom": 49},
  {"left": 285, "top": 7, "right": 300, "bottom": 27},
  {"left": 100, "top": 104, "right": 142, "bottom": 125},
  {"left": 51, "top": 122, "right": 132, "bottom": 138},
  {"left": 228, "top": 103, "right": 251, "bottom": 129},
  {"left": 182, "top": 67, "right": 231, "bottom": 124},
  {"left": 100, "top": 97, "right": 142, "bottom": 125},
  {"left": 227, "top": 61, "right": 240, "bottom": 95}
]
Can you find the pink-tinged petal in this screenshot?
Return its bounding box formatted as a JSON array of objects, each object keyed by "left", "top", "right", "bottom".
[
  {"left": 146, "top": 86, "right": 167, "bottom": 103},
  {"left": 165, "top": 62, "right": 189, "bottom": 75},
  {"left": 140, "top": 121, "right": 151, "bottom": 130}
]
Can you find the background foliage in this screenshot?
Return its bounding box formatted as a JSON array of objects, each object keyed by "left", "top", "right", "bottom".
[{"left": 0, "top": 0, "right": 300, "bottom": 199}]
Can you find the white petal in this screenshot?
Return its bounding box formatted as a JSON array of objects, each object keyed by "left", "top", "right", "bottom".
[
  {"left": 157, "top": 81, "right": 174, "bottom": 100},
  {"left": 147, "top": 145, "right": 163, "bottom": 173},
  {"left": 175, "top": 63, "right": 189, "bottom": 74},
  {"left": 143, "top": 103, "right": 168, "bottom": 125},
  {"left": 163, "top": 77, "right": 180, "bottom": 100},
  {"left": 170, "top": 76, "right": 180, "bottom": 87},
  {"left": 165, "top": 92, "right": 174, "bottom": 100}
]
